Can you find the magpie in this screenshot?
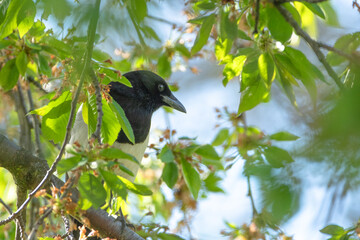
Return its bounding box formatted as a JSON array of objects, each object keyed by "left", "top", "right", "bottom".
[{"left": 70, "top": 70, "right": 186, "bottom": 181}]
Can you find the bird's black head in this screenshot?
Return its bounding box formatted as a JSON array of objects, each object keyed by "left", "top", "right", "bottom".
[
  {"left": 108, "top": 70, "right": 186, "bottom": 144},
  {"left": 109, "top": 70, "right": 186, "bottom": 114}
]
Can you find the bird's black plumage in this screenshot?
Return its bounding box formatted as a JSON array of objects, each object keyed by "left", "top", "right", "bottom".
[{"left": 108, "top": 70, "right": 186, "bottom": 144}]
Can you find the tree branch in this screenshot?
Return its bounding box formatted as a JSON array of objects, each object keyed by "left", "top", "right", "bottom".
[
  {"left": 0, "top": 0, "right": 103, "bottom": 227},
  {"left": 274, "top": 3, "right": 344, "bottom": 89},
  {"left": 253, "top": 0, "right": 260, "bottom": 34},
  {"left": 0, "top": 133, "right": 143, "bottom": 239}
]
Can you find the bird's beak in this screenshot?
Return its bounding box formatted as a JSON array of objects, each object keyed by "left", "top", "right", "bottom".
[{"left": 161, "top": 94, "right": 187, "bottom": 113}]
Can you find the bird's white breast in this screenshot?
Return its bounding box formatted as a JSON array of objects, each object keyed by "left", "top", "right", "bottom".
[{"left": 68, "top": 104, "right": 148, "bottom": 182}]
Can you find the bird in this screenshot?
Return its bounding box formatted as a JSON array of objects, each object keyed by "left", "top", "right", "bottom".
[{"left": 69, "top": 70, "right": 186, "bottom": 181}]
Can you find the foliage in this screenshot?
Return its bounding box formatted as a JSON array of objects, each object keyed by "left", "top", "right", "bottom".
[{"left": 0, "top": 0, "right": 359, "bottom": 239}]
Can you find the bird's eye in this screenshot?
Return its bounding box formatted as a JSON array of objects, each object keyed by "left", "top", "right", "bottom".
[{"left": 158, "top": 84, "right": 165, "bottom": 92}]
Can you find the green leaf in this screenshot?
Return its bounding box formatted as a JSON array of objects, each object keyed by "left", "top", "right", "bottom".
[
  {"left": 319, "top": 1, "right": 339, "bottom": 27},
  {"left": 284, "top": 47, "right": 319, "bottom": 104},
  {"left": 320, "top": 225, "right": 345, "bottom": 235},
  {"left": 220, "top": 10, "right": 238, "bottom": 40},
  {"left": 118, "top": 176, "right": 152, "bottom": 196},
  {"left": 238, "top": 76, "right": 269, "bottom": 114},
  {"left": 38, "top": 54, "right": 51, "bottom": 76},
  {"left": 41, "top": 100, "right": 71, "bottom": 143},
  {"left": 264, "top": 184, "right": 298, "bottom": 223},
  {"left": 161, "top": 162, "right": 178, "bottom": 188},
  {"left": 92, "top": 49, "right": 111, "bottom": 62},
  {"left": 215, "top": 38, "right": 232, "bottom": 62},
  {"left": 158, "top": 233, "right": 185, "bottom": 240},
  {"left": 41, "top": 36, "right": 72, "bottom": 58},
  {"left": 0, "top": 58, "right": 19, "bottom": 91},
  {"left": 175, "top": 43, "right": 191, "bottom": 58},
  {"left": 16, "top": 51, "right": 28, "bottom": 76},
  {"left": 275, "top": 59, "right": 297, "bottom": 108},
  {"left": 0, "top": 0, "right": 24, "bottom": 39},
  {"left": 159, "top": 145, "right": 175, "bottom": 163},
  {"left": 57, "top": 156, "right": 87, "bottom": 175},
  {"left": 36, "top": 91, "right": 72, "bottom": 143},
  {"left": 99, "top": 148, "right": 139, "bottom": 164},
  {"left": 302, "top": 2, "right": 325, "bottom": 19},
  {"left": 212, "top": 128, "right": 229, "bottom": 146},
  {"left": 204, "top": 172, "right": 224, "bottom": 193},
  {"left": 109, "top": 101, "right": 135, "bottom": 144},
  {"left": 269, "top": 131, "right": 299, "bottom": 141},
  {"left": 238, "top": 29, "right": 252, "bottom": 41},
  {"left": 17, "top": 0, "right": 36, "bottom": 38},
  {"left": 99, "top": 169, "right": 127, "bottom": 199},
  {"left": 142, "top": 25, "right": 161, "bottom": 42},
  {"left": 223, "top": 55, "right": 247, "bottom": 83},
  {"left": 195, "top": 0, "right": 216, "bottom": 10},
  {"left": 130, "top": 0, "right": 147, "bottom": 22},
  {"left": 78, "top": 172, "right": 107, "bottom": 209},
  {"left": 0, "top": 39, "right": 11, "bottom": 49},
  {"left": 191, "top": 14, "right": 216, "bottom": 54},
  {"left": 195, "top": 144, "right": 220, "bottom": 160},
  {"left": 181, "top": 158, "right": 201, "bottom": 200},
  {"left": 157, "top": 54, "right": 172, "bottom": 79},
  {"left": 31, "top": 91, "right": 72, "bottom": 116},
  {"left": 266, "top": 6, "right": 292, "bottom": 43},
  {"left": 263, "top": 146, "right": 294, "bottom": 168},
  {"left": 87, "top": 96, "right": 121, "bottom": 145},
  {"left": 258, "top": 53, "right": 275, "bottom": 87}
]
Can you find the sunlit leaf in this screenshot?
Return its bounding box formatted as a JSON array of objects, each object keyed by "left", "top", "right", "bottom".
[
  {"left": 17, "top": 0, "right": 36, "bottom": 38},
  {"left": 258, "top": 52, "right": 275, "bottom": 87},
  {"left": 0, "top": 0, "right": 23, "bottom": 39}
]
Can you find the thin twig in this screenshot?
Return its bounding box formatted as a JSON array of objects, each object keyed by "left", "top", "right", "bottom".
[
  {"left": 27, "top": 79, "right": 44, "bottom": 159},
  {"left": 147, "top": 15, "right": 177, "bottom": 26},
  {"left": 28, "top": 177, "right": 77, "bottom": 240},
  {"left": 27, "top": 77, "right": 48, "bottom": 94},
  {"left": 317, "top": 41, "right": 359, "bottom": 62},
  {"left": 274, "top": 3, "right": 344, "bottom": 89},
  {"left": 0, "top": 198, "right": 13, "bottom": 214},
  {"left": 89, "top": 69, "right": 103, "bottom": 143},
  {"left": 247, "top": 176, "right": 258, "bottom": 217},
  {"left": 253, "top": 0, "right": 260, "bottom": 34},
  {"left": 27, "top": 207, "right": 53, "bottom": 240},
  {"left": 0, "top": 0, "right": 102, "bottom": 227}
]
